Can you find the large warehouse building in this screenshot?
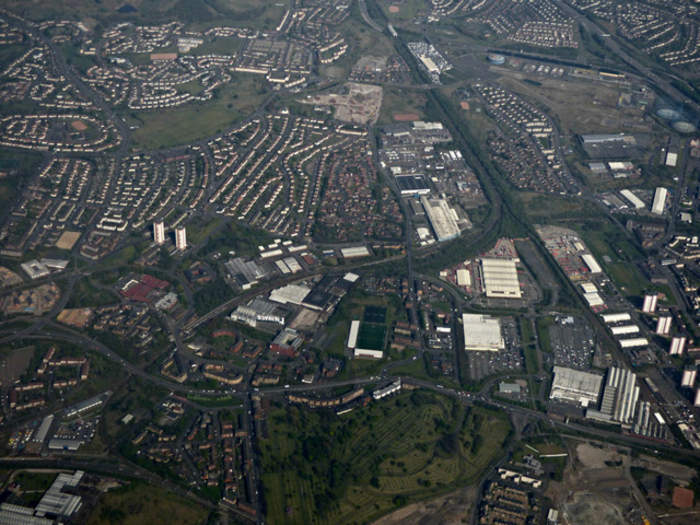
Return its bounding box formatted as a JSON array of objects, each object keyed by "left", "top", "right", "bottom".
[
  {"left": 480, "top": 258, "right": 522, "bottom": 299},
  {"left": 462, "top": 313, "right": 505, "bottom": 351},
  {"left": 421, "top": 196, "right": 460, "bottom": 242},
  {"left": 651, "top": 187, "right": 668, "bottom": 215},
  {"left": 549, "top": 366, "right": 604, "bottom": 407}
]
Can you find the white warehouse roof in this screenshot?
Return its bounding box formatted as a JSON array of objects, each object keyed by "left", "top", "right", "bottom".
[
  {"left": 581, "top": 253, "right": 602, "bottom": 274},
  {"left": 269, "top": 284, "right": 311, "bottom": 305},
  {"left": 651, "top": 187, "right": 668, "bottom": 215},
  {"left": 610, "top": 325, "right": 639, "bottom": 335},
  {"left": 421, "top": 196, "right": 460, "bottom": 242},
  {"left": 601, "top": 312, "right": 632, "bottom": 323},
  {"left": 462, "top": 313, "right": 504, "bottom": 351},
  {"left": 550, "top": 366, "right": 603, "bottom": 407},
  {"left": 619, "top": 337, "right": 649, "bottom": 348},
  {"left": 481, "top": 258, "right": 522, "bottom": 299}
]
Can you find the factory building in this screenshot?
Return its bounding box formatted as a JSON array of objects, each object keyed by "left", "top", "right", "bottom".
[
  {"left": 656, "top": 315, "right": 672, "bottom": 335},
  {"left": 480, "top": 257, "right": 522, "bottom": 299},
  {"left": 619, "top": 337, "right": 648, "bottom": 349},
  {"left": 549, "top": 366, "right": 603, "bottom": 407},
  {"left": 642, "top": 293, "right": 658, "bottom": 314},
  {"left": 269, "top": 284, "right": 311, "bottom": 306},
  {"left": 590, "top": 367, "right": 640, "bottom": 425},
  {"left": 231, "top": 297, "right": 285, "bottom": 328},
  {"left": 462, "top": 313, "right": 504, "bottom": 351},
  {"left": 610, "top": 325, "right": 639, "bottom": 335},
  {"left": 35, "top": 471, "right": 84, "bottom": 518},
  {"left": 421, "top": 196, "right": 460, "bottom": 242},
  {"left": 581, "top": 253, "right": 602, "bottom": 274},
  {"left": 620, "top": 189, "right": 645, "bottom": 210},
  {"left": 153, "top": 221, "right": 165, "bottom": 245},
  {"left": 651, "top": 187, "right": 668, "bottom": 215},
  {"left": 340, "top": 246, "right": 370, "bottom": 258},
  {"left": 65, "top": 392, "right": 110, "bottom": 418},
  {"left": 175, "top": 226, "right": 187, "bottom": 250},
  {"left": 601, "top": 312, "right": 632, "bottom": 323},
  {"left": 224, "top": 257, "right": 270, "bottom": 290}
]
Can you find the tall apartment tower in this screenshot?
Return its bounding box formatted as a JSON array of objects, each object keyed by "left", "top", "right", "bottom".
[
  {"left": 670, "top": 336, "right": 686, "bottom": 355},
  {"left": 656, "top": 315, "right": 672, "bottom": 336},
  {"left": 642, "top": 293, "right": 658, "bottom": 314},
  {"left": 153, "top": 221, "right": 165, "bottom": 245},
  {"left": 175, "top": 226, "right": 187, "bottom": 251}
]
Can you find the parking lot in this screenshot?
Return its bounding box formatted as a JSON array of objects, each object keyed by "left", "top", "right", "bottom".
[
  {"left": 550, "top": 315, "right": 595, "bottom": 370},
  {"left": 468, "top": 318, "right": 524, "bottom": 381}
]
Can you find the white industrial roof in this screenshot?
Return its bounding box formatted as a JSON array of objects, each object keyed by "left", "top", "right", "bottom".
[
  {"left": 421, "top": 196, "right": 460, "bottom": 242},
  {"left": 601, "top": 312, "right": 632, "bottom": 323},
  {"left": 347, "top": 320, "right": 360, "bottom": 349},
  {"left": 269, "top": 284, "right": 311, "bottom": 305},
  {"left": 462, "top": 313, "right": 504, "bottom": 351},
  {"left": 481, "top": 258, "right": 521, "bottom": 298},
  {"left": 610, "top": 325, "right": 639, "bottom": 335},
  {"left": 651, "top": 187, "right": 668, "bottom": 215},
  {"left": 581, "top": 253, "right": 602, "bottom": 274},
  {"left": 550, "top": 366, "right": 603, "bottom": 406}
]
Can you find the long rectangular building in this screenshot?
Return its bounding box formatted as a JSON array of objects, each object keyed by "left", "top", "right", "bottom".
[
  {"left": 480, "top": 258, "right": 522, "bottom": 299},
  {"left": 550, "top": 366, "right": 603, "bottom": 407},
  {"left": 651, "top": 187, "right": 668, "bottom": 215},
  {"left": 462, "top": 313, "right": 504, "bottom": 351},
  {"left": 581, "top": 253, "right": 602, "bottom": 274},
  {"left": 421, "top": 196, "right": 460, "bottom": 242},
  {"left": 602, "top": 312, "right": 632, "bottom": 323}
]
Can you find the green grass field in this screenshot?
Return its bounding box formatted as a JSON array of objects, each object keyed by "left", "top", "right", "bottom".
[
  {"left": 87, "top": 481, "right": 208, "bottom": 525},
  {"left": 260, "top": 391, "right": 511, "bottom": 524},
  {"left": 129, "top": 74, "right": 269, "bottom": 150},
  {"left": 357, "top": 323, "right": 386, "bottom": 351},
  {"left": 377, "top": 87, "right": 427, "bottom": 125}
]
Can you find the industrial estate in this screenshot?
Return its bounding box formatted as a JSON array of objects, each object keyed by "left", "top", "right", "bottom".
[{"left": 0, "top": 0, "right": 700, "bottom": 524}]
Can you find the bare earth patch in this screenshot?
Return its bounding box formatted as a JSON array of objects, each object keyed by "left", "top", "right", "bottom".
[
  {"left": 393, "top": 112, "right": 420, "bottom": 121},
  {"left": 373, "top": 486, "right": 477, "bottom": 525}
]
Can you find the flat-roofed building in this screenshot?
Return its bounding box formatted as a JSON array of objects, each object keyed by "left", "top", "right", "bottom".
[
  {"left": 340, "top": 246, "right": 370, "bottom": 258},
  {"left": 421, "top": 196, "right": 460, "bottom": 242},
  {"left": 581, "top": 253, "right": 602, "bottom": 274},
  {"left": 619, "top": 337, "right": 648, "bottom": 348},
  {"left": 620, "top": 189, "right": 645, "bottom": 209},
  {"left": 456, "top": 268, "right": 471, "bottom": 287},
  {"left": 480, "top": 258, "right": 522, "bottom": 299},
  {"left": 651, "top": 187, "right": 668, "bottom": 215},
  {"left": 462, "top": 313, "right": 504, "bottom": 351},
  {"left": 549, "top": 366, "right": 603, "bottom": 407},
  {"left": 610, "top": 325, "right": 639, "bottom": 335},
  {"left": 601, "top": 312, "right": 632, "bottom": 323},
  {"left": 269, "top": 284, "right": 311, "bottom": 306}
]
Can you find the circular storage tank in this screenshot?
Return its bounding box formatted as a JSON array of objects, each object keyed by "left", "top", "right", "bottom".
[
  {"left": 656, "top": 108, "right": 682, "bottom": 121},
  {"left": 487, "top": 53, "right": 506, "bottom": 65},
  {"left": 673, "top": 121, "right": 697, "bottom": 133}
]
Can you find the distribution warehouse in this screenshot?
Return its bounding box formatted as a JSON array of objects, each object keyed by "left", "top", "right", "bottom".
[
  {"left": 462, "top": 313, "right": 505, "bottom": 351},
  {"left": 480, "top": 258, "right": 522, "bottom": 299},
  {"left": 549, "top": 366, "right": 603, "bottom": 407},
  {"left": 421, "top": 196, "right": 460, "bottom": 242}
]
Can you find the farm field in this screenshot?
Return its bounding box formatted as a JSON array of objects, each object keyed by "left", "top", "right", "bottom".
[{"left": 260, "top": 391, "right": 511, "bottom": 524}]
